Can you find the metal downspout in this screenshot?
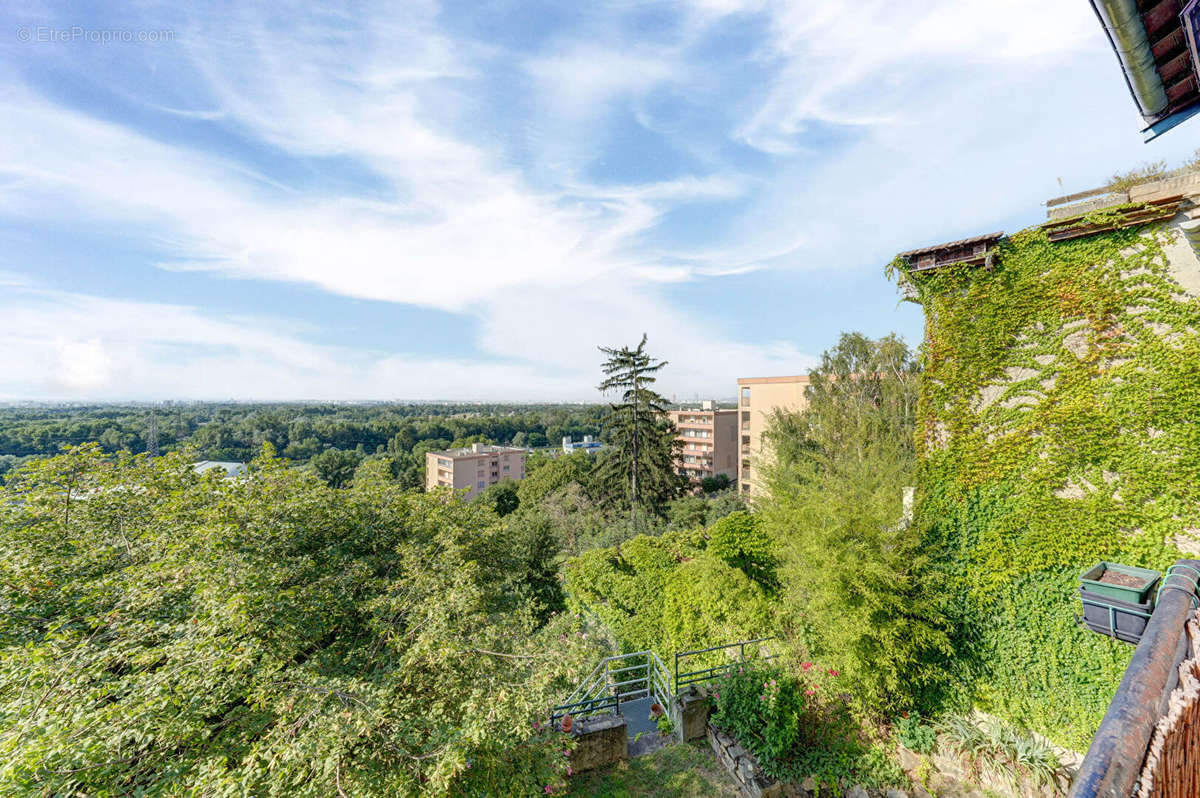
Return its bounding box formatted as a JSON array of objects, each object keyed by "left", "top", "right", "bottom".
[{"left": 1090, "top": 0, "right": 1170, "bottom": 121}]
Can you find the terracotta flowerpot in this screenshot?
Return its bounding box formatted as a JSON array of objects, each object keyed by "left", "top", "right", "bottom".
[{"left": 560, "top": 713, "right": 573, "bottom": 733}]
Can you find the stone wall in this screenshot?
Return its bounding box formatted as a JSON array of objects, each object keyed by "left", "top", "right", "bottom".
[
  {"left": 706, "top": 723, "right": 782, "bottom": 798},
  {"left": 569, "top": 714, "right": 627, "bottom": 774}
]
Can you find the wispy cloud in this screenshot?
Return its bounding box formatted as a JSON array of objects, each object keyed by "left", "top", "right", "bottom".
[{"left": 2, "top": 0, "right": 1198, "bottom": 401}]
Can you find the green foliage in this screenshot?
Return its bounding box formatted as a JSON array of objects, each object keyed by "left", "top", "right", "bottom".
[
  {"left": 479, "top": 478, "right": 521, "bottom": 516},
  {"left": 496, "top": 508, "right": 568, "bottom": 623},
  {"left": 519, "top": 451, "right": 597, "bottom": 507},
  {"left": 594, "top": 335, "right": 686, "bottom": 521},
  {"left": 761, "top": 333, "right": 951, "bottom": 716},
  {"left": 705, "top": 511, "right": 774, "bottom": 588},
  {"left": 654, "top": 712, "right": 675, "bottom": 736},
  {"left": 451, "top": 727, "right": 575, "bottom": 797},
  {"left": 661, "top": 554, "right": 773, "bottom": 654},
  {"left": 710, "top": 665, "right": 905, "bottom": 792},
  {"left": 936, "top": 714, "right": 1069, "bottom": 793},
  {"left": 310, "top": 445, "right": 363, "bottom": 487},
  {"left": 699, "top": 474, "right": 731, "bottom": 493},
  {"left": 0, "top": 445, "right": 607, "bottom": 797},
  {"left": 665, "top": 489, "right": 746, "bottom": 531},
  {"left": 895, "top": 219, "right": 1200, "bottom": 749},
  {"left": 564, "top": 530, "right": 704, "bottom": 655},
  {"left": 1105, "top": 160, "right": 1168, "bottom": 193},
  {"left": 0, "top": 402, "right": 605, "bottom": 487},
  {"left": 564, "top": 517, "right": 773, "bottom": 661},
  {"left": 894, "top": 715, "right": 936, "bottom": 755}
]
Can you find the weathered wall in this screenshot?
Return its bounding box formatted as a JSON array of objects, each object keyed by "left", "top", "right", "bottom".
[{"left": 568, "top": 714, "right": 627, "bottom": 774}]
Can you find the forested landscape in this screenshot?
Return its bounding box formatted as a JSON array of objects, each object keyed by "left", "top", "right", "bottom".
[
  {"left": 0, "top": 318, "right": 1180, "bottom": 796},
  {"left": 0, "top": 402, "right": 606, "bottom": 489}
]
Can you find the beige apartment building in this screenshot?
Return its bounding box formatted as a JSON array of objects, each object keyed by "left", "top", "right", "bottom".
[
  {"left": 425, "top": 443, "right": 526, "bottom": 500},
  {"left": 668, "top": 402, "right": 738, "bottom": 487},
  {"left": 736, "top": 375, "right": 811, "bottom": 496}
]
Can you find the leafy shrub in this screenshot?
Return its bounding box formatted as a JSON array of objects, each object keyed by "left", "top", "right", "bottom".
[
  {"left": 661, "top": 554, "right": 774, "bottom": 655},
  {"left": 452, "top": 727, "right": 574, "bottom": 797},
  {"left": 895, "top": 714, "right": 937, "bottom": 755},
  {"left": 709, "top": 664, "right": 905, "bottom": 792},
  {"left": 706, "top": 510, "right": 775, "bottom": 588},
  {"left": 937, "top": 714, "right": 1069, "bottom": 793}
]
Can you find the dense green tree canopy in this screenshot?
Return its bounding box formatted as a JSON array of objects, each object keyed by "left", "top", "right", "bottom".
[
  {"left": 0, "top": 446, "right": 605, "bottom": 796},
  {"left": 761, "top": 332, "right": 951, "bottom": 715},
  {"left": 0, "top": 403, "right": 606, "bottom": 487}
]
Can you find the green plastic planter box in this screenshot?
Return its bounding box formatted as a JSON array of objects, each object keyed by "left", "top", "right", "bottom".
[{"left": 1080, "top": 562, "right": 1161, "bottom": 604}]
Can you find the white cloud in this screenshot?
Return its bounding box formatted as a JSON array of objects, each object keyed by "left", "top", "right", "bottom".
[
  {"left": 0, "top": 285, "right": 808, "bottom": 400},
  {"left": 5, "top": 0, "right": 1192, "bottom": 404},
  {"left": 713, "top": 0, "right": 1101, "bottom": 153}
]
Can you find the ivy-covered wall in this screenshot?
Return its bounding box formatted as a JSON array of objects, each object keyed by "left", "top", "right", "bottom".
[{"left": 896, "top": 207, "right": 1200, "bottom": 751}]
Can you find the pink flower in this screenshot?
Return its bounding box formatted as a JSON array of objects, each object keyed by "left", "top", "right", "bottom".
[
  {"left": 567, "top": 766, "right": 573, "bottom": 776},
  {"left": 545, "top": 786, "right": 554, "bottom": 795},
  {"left": 738, "top": 667, "right": 744, "bottom": 674},
  {"left": 805, "top": 689, "right": 815, "bottom": 696},
  {"left": 801, "top": 662, "right": 813, "bottom": 672},
  {"left": 714, "top": 691, "right": 720, "bottom": 699},
  {"left": 827, "top": 669, "right": 839, "bottom": 676}
]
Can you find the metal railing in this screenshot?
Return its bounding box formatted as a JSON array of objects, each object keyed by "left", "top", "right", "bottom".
[
  {"left": 550, "top": 638, "right": 777, "bottom": 726},
  {"left": 551, "top": 650, "right": 673, "bottom": 724},
  {"left": 674, "top": 637, "right": 777, "bottom": 691}
]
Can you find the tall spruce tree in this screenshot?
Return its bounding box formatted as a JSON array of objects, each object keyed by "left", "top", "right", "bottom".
[{"left": 595, "top": 334, "right": 684, "bottom": 522}]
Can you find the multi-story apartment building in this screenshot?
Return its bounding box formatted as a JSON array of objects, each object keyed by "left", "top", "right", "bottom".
[
  {"left": 425, "top": 443, "right": 526, "bottom": 500},
  {"left": 736, "top": 375, "right": 811, "bottom": 496},
  {"left": 668, "top": 402, "right": 738, "bottom": 487}
]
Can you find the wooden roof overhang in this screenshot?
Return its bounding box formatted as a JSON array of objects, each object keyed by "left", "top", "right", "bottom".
[
  {"left": 896, "top": 232, "right": 1005, "bottom": 274},
  {"left": 1041, "top": 196, "right": 1185, "bottom": 242}
]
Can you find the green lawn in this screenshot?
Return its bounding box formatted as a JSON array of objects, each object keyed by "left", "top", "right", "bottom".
[{"left": 566, "top": 741, "right": 739, "bottom": 798}]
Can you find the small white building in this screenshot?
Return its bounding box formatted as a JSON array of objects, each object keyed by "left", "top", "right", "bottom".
[
  {"left": 562, "top": 435, "right": 602, "bottom": 454},
  {"left": 192, "top": 460, "right": 247, "bottom": 478}
]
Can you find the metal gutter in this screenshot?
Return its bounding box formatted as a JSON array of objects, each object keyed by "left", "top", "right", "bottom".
[
  {"left": 1090, "top": 0, "right": 1170, "bottom": 121},
  {"left": 1142, "top": 100, "right": 1200, "bottom": 141},
  {"left": 1069, "top": 559, "right": 1200, "bottom": 798}
]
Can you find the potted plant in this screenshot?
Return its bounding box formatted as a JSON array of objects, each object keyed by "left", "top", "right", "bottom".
[{"left": 1078, "top": 562, "right": 1161, "bottom": 644}]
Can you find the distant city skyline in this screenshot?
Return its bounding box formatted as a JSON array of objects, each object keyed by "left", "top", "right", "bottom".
[{"left": 2, "top": 1, "right": 1198, "bottom": 401}]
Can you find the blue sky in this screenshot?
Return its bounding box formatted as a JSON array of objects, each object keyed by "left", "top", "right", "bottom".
[{"left": 1, "top": 0, "right": 1198, "bottom": 401}]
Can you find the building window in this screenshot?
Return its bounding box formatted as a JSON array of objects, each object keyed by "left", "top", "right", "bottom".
[
  {"left": 741, "top": 387, "right": 750, "bottom": 406},
  {"left": 438, "top": 457, "right": 452, "bottom": 468},
  {"left": 741, "top": 411, "right": 750, "bottom": 423},
  {"left": 741, "top": 483, "right": 750, "bottom": 492},
  {"left": 478, "top": 480, "right": 485, "bottom": 489},
  {"left": 503, "top": 465, "right": 510, "bottom": 471},
  {"left": 741, "top": 435, "right": 750, "bottom": 446}
]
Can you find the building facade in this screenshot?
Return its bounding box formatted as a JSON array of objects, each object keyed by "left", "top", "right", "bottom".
[
  {"left": 736, "top": 375, "right": 811, "bottom": 496},
  {"left": 425, "top": 443, "right": 526, "bottom": 500},
  {"left": 562, "top": 435, "right": 603, "bottom": 454},
  {"left": 668, "top": 402, "right": 738, "bottom": 487}
]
